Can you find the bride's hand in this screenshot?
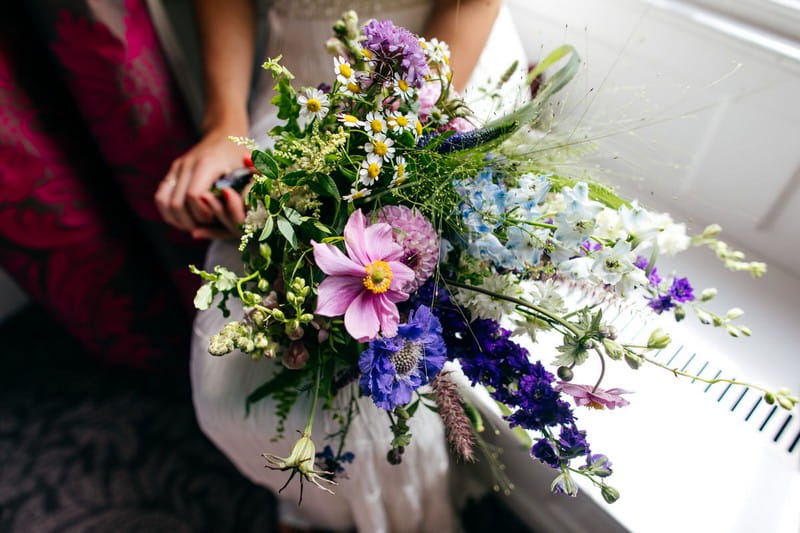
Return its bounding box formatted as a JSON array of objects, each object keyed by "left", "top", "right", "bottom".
[{"left": 155, "top": 128, "right": 247, "bottom": 235}]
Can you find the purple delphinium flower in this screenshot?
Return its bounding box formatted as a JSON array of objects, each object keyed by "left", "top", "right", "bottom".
[
  {"left": 558, "top": 424, "right": 590, "bottom": 459},
  {"left": 634, "top": 255, "right": 661, "bottom": 286},
  {"left": 359, "top": 305, "right": 447, "bottom": 410},
  {"left": 585, "top": 454, "right": 613, "bottom": 477},
  {"left": 633, "top": 255, "right": 648, "bottom": 270},
  {"left": 314, "top": 445, "right": 355, "bottom": 481},
  {"left": 532, "top": 439, "right": 560, "bottom": 468},
  {"left": 648, "top": 294, "right": 675, "bottom": 314},
  {"left": 362, "top": 19, "right": 429, "bottom": 87},
  {"left": 669, "top": 276, "right": 695, "bottom": 302},
  {"left": 509, "top": 362, "right": 575, "bottom": 431}
]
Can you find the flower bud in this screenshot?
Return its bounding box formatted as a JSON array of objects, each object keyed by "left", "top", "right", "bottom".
[
  {"left": 702, "top": 224, "right": 722, "bottom": 238},
  {"left": 242, "top": 291, "right": 260, "bottom": 306},
  {"left": 700, "top": 288, "right": 717, "bottom": 301},
  {"left": 282, "top": 340, "right": 309, "bottom": 369},
  {"left": 738, "top": 326, "right": 752, "bottom": 337},
  {"left": 342, "top": 10, "right": 359, "bottom": 38},
  {"left": 647, "top": 328, "right": 671, "bottom": 350},
  {"left": 299, "top": 313, "right": 315, "bottom": 323},
  {"left": 674, "top": 305, "right": 686, "bottom": 322},
  {"left": 606, "top": 325, "right": 618, "bottom": 340},
  {"left": 726, "top": 307, "right": 744, "bottom": 320},
  {"left": 764, "top": 392, "right": 775, "bottom": 405},
  {"left": 557, "top": 366, "right": 574, "bottom": 381},
  {"left": 271, "top": 308, "right": 285, "bottom": 321},
  {"left": 259, "top": 243, "right": 272, "bottom": 262},
  {"left": 696, "top": 309, "right": 713, "bottom": 325},
  {"left": 387, "top": 447, "right": 403, "bottom": 465},
  {"left": 286, "top": 326, "right": 305, "bottom": 341},
  {"left": 257, "top": 278, "right": 270, "bottom": 292},
  {"left": 286, "top": 291, "right": 297, "bottom": 304},
  {"left": 253, "top": 332, "right": 271, "bottom": 350},
  {"left": 601, "top": 485, "right": 620, "bottom": 503},
  {"left": 602, "top": 338, "right": 624, "bottom": 360},
  {"left": 325, "top": 37, "right": 347, "bottom": 56},
  {"left": 249, "top": 309, "right": 267, "bottom": 328},
  {"left": 624, "top": 352, "right": 643, "bottom": 370},
  {"left": 208, "top": 333, "right": 234, "bottom": 356}
]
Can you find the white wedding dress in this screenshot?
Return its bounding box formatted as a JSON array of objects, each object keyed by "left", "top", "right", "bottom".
[{"left": 191, "top": 2, "right": 528, "bottom": 531}]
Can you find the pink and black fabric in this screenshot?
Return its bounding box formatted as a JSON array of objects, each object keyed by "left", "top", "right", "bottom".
[{"left": 0, "top": 1, "right": 205, "bottom": 372}]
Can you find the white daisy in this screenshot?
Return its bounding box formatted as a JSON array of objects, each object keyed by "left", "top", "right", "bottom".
[
  {"left": 390, "top": 156, "right": 409, "bottom": 187},
  {"left": 343, "top": 186, "right": 372, "bottom": 203},
  {"left": 333, "top": 56, "right": 356, "bottom": 84},
  {"left": 337, "top": 112, "right": 364, "bottom": 128},
  {"left": 392, "top": 73, "right": 415, "bottom": 101},
  {"left": 358, "top": 153, "right": 383, "bottom": 186},
  {"left": 364, "top": 111, "right": 387, "bottom": 135},
  {"left": 297, "top": 88, "right": 329, "bottom": 125},
  {"left": 338, "top": 78, "right": 363, "bottom": 97},
  {"left": 363, "top": 133, "right": 395, "bottom": 161},
  {"left": 387, "top": 111, "right": 416, "bottom": 134}
]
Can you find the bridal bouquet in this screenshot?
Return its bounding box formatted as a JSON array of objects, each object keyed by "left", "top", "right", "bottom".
[{"left": 192, "top": 11, "right": 797, "bottom": 502}]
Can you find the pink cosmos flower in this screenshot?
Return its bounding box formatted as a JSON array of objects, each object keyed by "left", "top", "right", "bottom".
[
  {"left": 311, "top": 210, "right": 415, "bottom": 342},
  {"left": 556, "top": 382, "right": 632, "bottom": 410}
]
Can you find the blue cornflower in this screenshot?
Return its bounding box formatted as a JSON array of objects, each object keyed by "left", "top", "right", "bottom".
[
  {"left": 359, "top": 305, "right": 447, "bottom": 410},
  {"left": 669, "top": 277, "right": 695, "bottom": 302}
]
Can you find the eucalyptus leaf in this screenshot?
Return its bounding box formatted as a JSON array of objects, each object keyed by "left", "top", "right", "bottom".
[{"left": 277, "top": 216, "right": 298, "bottom": 249}]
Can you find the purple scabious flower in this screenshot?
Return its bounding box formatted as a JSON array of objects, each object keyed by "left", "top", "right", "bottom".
[
  {"left": 359, "top": 305, "right": 447, "bottom": 410},
  {"left": 372, "top": 205, "right": 439, "bottom": 292},
  {"left": 669, "top": 276, "right": 695, "bottom": 302},
  {"left": 648, "top": 294, "right": 675, "bottom": 314},
  {"left": 362, "top": 19, "right": 429, "bottom": 87},
  {"left": 532, "top": 439, "right": 560, "bottom": 468}
]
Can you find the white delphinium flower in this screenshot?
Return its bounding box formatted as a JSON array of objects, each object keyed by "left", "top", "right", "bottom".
[
  {"left": 652, "top": 213, "right": 690, "bottom": 256},
  {"left": 594, "top": 208, "right": 628, "bottom": 241},
  {"left": 358, "top": 153, "right": 383, "bottom": 186},
  {"left": 619, "top": 202, "right": 660, "bottom": 243},
  {"left": 455, "top": 273, "right": 521, "bottom": 322},
  {"left": 553, "top": 183, "right": 603, "bottom": 247},
  {"left": 364, "top": 133, "right": 395, "bottom": 162},
  {"left": 297, "top": 88, "right": 329, "bottom": 125},
  {"left": 591, "top": 240, "right": 648, "bottom": 296},
  {"left": 512, "top": 279, "right": 567, "bottom": 339}
]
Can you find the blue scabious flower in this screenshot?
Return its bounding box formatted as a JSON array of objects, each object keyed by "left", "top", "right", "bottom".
[
  {"left": 359, "top": 305, "right": 447, "bottom": 410},
  {"left": 362, "top": 19, "right": 429, "bottom": 87},
  {"left": 669, "top": 276, "right": 695, "bottom": 302}
]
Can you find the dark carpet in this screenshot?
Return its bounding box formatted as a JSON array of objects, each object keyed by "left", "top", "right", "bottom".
[{"left": 0, "top": 306, "right": 529, "bottom": 533}]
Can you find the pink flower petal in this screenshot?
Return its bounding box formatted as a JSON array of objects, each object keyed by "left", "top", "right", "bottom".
[
  {"left": 312, "top": 240, "right": 365, "bottom": 277},
  {"left": 343, "top": 210, "right": 370, "bottom": 266},
  {"left": 345, "top": 291, "right": 380, "bottom": 342},
  {"left": 388, "top": 260, "right": 415, "bottom": 292},
  {"left": 375, "top": 294, "right": 400, "bottom": 338},
  {"left": 315, "top": 275, "right": 365, "bottom": 317},
  {"left": 385, "top": 288, "right": 411, "bottom": 304},
  {"left": 362, "top": 223, "right": 403, "bottom": 262}
]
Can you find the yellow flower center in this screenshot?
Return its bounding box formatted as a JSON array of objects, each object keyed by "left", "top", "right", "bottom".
[
  {"left": 306, "top": 98, "right": 321, "bottom": 113},
  {"left": 370, "top": 119, "right": 384, "bottom": 133},
  {"left": 396, "top": 163, "right": 405, "bottom": 177},
  {"left": 343, "top": 114, "right": 359, "bottom": 125},
  {"left": 398, "top": 79, "right": 409, "bottom": 92},
  {"left": 363, "top": 260, "right": 393, "bottom": 293},
  {"left": 367, "top": 163, "right": 381, "bottom": 179},
  {"left": 446, "top": 71, "right": 453, "bottom": 81},
  {"left": 414, "top": 121, "right": 422, "bottom": 136},
  {"left": 347, "top": 82, "right": 361, "bottom": 94},
  {"left": 444, "top": 55, "right": 450, "bottom": 66},
  {"left": 373, "top": 141, "right": 388, "bottom": 156},
  {"left": 396, "top": 115, "right": 408, "bottom": 127},
  {"left": 585, "top": 400, "right": 606, "bottom": 410},
  {"left": 339, "top": 63, "right": 353, "bottom": 78}
]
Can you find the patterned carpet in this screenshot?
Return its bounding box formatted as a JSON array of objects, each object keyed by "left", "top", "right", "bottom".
[{"left": 0, "top": 306, "right": 530, "bottom": 533}]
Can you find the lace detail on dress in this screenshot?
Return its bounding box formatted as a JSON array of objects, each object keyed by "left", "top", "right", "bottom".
[{"left": 269, "top": 0, "right": 430, "bottom": 19}]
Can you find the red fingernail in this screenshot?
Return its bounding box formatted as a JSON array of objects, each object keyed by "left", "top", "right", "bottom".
[
  {"left": 243, "top": 155, "right": 254, "bottom": 168},
  {"left": 199, "top": 196, "right": 211, "bottom": 206}
]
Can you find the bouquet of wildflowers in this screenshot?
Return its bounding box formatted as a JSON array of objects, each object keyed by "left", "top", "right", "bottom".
[{"left": 192, "top": 11, "right": 797, "bottom": 502}]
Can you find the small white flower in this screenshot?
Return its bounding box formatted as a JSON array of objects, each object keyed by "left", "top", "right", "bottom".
[
  {"left": 392, "top": 73, "right": 415, "bottom": 101},
  {"left": 333, "top": 56, "right": 356, "bottom": 84},
  {"left": 297, "top": 88, "right": 329, "bottom": 125},
  {"left": 358, "top": 153, "right": 383, "bottom": 186},
  {"left": 364, "top": 111, "right": 387, "bottom": 135},
  {"left": 337, "top": 112, "right": 364, "bottom": 128},
  {"left": 387, "top": 111, "right": 416, "bottom": 134},
  {"left": 390, "top": 156, "right": 409, "bottom": 187},
  {"left": 338, "top": 78, "right": 362, "bottom": 97},
  {"left": 364, "top": 133, "right": 395, "bottom": 161},
  {"left": 343, "top": 186, "right": 372, "bottom": 202}
]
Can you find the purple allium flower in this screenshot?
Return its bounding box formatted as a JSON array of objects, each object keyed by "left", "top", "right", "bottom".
[
  {"left": 556, "top": 382, "right": 632, "bottom": 410},
  {"left": 362, "top": 19, "right": 429, "bottom": 87},
  {"left": 359, "top": 305, "right": 447, "bottom": 410},
  {"left": 532, "top": 439, "right": 560, "bottom": 468},
  {"left": 372, "top": 205, "right": 439, "bottom": 291},
  {"left": 648, "top": 294, "right": 675, "bottom": 314},
  {"left": 669, "top": 276, "right": 695, "bottom": 302}
]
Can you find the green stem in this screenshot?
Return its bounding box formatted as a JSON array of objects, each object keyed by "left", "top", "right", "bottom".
[
  {"left": 444, "top": 278, "right": 582, "bottom": 337},
  {"left": 642, "top": 354, "right": 768, "bottom": 393},
  {"left": 236, "top": 271, "right": 260, "bottom": 301},
  {"left": 303, "top": 355, "right": 322, "bottom": 436},
  {"left": 592, "top": 348, "right": 606, "bottom": 393}
]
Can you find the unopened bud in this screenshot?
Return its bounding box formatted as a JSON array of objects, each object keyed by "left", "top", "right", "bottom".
[
  {"left": 208, "top": 334, "right": 234, "bottom": 356},
  {"left": 700, "top": 288, "right": 717, "bottom": 301},
  {"left": 624, "top": 352, "right": 643, "bottom": 370},
  {"left": 647, "top": 328, "right": 671, "bottom": 350},
  {"left": 259, "top": 243, "right": 272, "bottom": 262},
  {"left": 702, "top": 224, "right": 722, "bottom": 238},
  {"left": 726, "top": 307, "right": 744, "bottom": 320},
  {"left": 764, "top": 392, "right": 775, "bottom": 405},
  {"left": 257, "top": 278, "right": 270, "bottom": 292},
  {"left": 601, "top": 485, "right": 620, "bottom": 504},
  {"left": 387, "top": 447, "right": 403, "bottom": 465},
  {"left": 557, "top": 366, "right": 574, "bottom": 381},
  {"left": 286, "top": 326, "right": 304, "bottom": 340},
  {"left": 299, "top": 313, "right": 315, "bottom": 323},
  {"left": 271, "top": 308, "right": 285, "bottom": 321},
  {"left": 674, "top": 305, "right": 686, "bottom": 322},
  {"left": 282, "top": 340, "right": 309, "bottom": 369},
  {"left": 602, "top": 338, "right": 624, "bottom": 360}
]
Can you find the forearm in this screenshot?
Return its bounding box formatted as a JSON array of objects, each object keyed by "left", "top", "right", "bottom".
[
  {"left": 423, "top": 0, "right": 502, "bottom": 92},
  {"left": 195, "top": 0, "right": 255, "bottom": 135}
]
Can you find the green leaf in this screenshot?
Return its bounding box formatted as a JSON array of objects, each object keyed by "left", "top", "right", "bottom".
[
  {"left": 189, "top": 264, "right": 216, "bottom": 281},
  {"left": 193, "top": 283, "right": 214, "bottom": 310},
  {"left": 313, "top": 220, "right": 332, "bottom": 234},
  {"left": 213, "top": 266, "right": 238, "bottom": 291},
  {"left": 252, "top": 150, "right": 279, "bottom": 179},
  {"left": 406, "top": 398, "right": 421, "bottom": 417},
  {"left": 282, "top": 206, "right": 303, "bottom": 225},
  {"left": 276, "top": 216, "right": 298, "bottom": 249},
  {"left": 308, "top": 173, "right": 341, "bottom": 200},
  {"left": 282, "top": 170, "right": 306, "bottom": 186},
  {"left": 259, "top": 216, "right": 274, "bottom": 241}
]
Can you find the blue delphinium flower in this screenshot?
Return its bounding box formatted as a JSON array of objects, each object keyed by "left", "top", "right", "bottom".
[
  {"left": 359, "top": 305, "right": 447, "bottom": 410},
  {"left": 648, "top": 294, "right": 675, "bottom": 314},
  {"left": 532, "top": 439, "right": 560, "bottom": 468},
  {"left": 314, "top": 445, "right": 355, "bottom": 481},
  {"left": 669, "top": 276, "right": 695, "bottom": 302}
]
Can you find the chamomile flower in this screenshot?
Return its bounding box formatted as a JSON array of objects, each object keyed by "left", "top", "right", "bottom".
[
  {"left": 333, "top": 56, "right": 357, "bottom": 84},
  {"left": 393, "top": 73, "right": 415, "bottom": 101},
  {"left": 297, "top": 88, "right": 329, "bottom": 125},
  {"left": 364, "top": 111, "right": 387, "bottom": 135},
  {"left": 387, "top": 111, "right": 416, "bottom": 134},
  {"left": 343, "top": 186, "right": 372, "bottom": 202},
  {"left": 339, "top": 79, "right": 363, "bottom": 97},
  {"left": 364, "top": 134, "right": 395, "bottom": 161},
  {"left": 337, "top": 113, "right": 364, "bottom": 128},
  {"left": 359, "top": 154, "right": 383, "bottom": 186},
  {"left": 390, "top": 156, "right": 409, "bottom": 187}
]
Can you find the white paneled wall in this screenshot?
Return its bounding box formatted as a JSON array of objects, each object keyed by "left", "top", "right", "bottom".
[{"left": 509, "top": 0, "right": 800, "bottom": 278}]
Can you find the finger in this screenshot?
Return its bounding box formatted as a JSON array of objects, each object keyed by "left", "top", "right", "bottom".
[
  {"left": 186, "top": 160, "right": 220, "bottom": 224},
  {"left": 169, "top": 157, "right": 198, "bottom": 230},
  {"left": 191, "top": 227, "right": 234, "bottom": 240},
  {"left": 203, "top": 191, "right": 242, "bottom": 238},
  {"left": 155, "top": 162, "right": 182, "bottom": 228},
  {"left": 220, "top": 188, "right": 247, "bottom": 233}
]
